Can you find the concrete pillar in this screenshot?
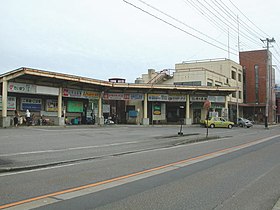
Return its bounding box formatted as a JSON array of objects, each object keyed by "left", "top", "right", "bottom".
[
  {"left": 225, "top": 96, "right": 229, "bottom": 120},
  {"left": 142, "top": 93, "right": 149, "bottom": 125},
  {"left": 54, "top": 87, "right": 65, "bottom": 126},
  {"left": 184, "top": 94, "right": 192, "bottom": 125},
  {"left": 98, "top": 94, "right": 104, "bottom": 125},
  {"left": 1, "top": 77, "right": 10, "bottom": 127}
]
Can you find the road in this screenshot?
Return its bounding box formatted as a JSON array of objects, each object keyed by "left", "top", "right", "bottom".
[{"left": 0, "top": 124, "right": 280, "bottom": 209}]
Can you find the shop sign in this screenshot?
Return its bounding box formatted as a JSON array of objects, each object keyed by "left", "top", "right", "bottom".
[
  {"left": 8, "top": 82, "right": 36, "bottom": 94},
  {"left": 8, "top": 82, "right": 59, "bottom": 95},
  {"left": 148, "top": 94, "right": 168, "bottom": 101},
  {"left": 63, "top": 88, "right": 99, "bottom": 99},
  {"left": 21, "top": 98, "right": 42, "bottom": 111},
  {"left": 191, "top": 96, "right": 225, "bottom": 103},
  {"left": 208, "top": 96, "right": 225, "bottom": 103},
  {"left": 168, "top": 95, "right": 186, "bottom": 102},
  {"left": 46, "top": 99, "right": 58, "bottom": 112},
  {"left": 0, "top": 96, "right": 16, "bottom": 110},
  {"left": 190, "top": 96, "right": 208, "bottom": 102},
  {"left": 102, "top": 104, "right": 110, "bottom": 113},
  {"left": 148, "top": 94, "right": 186, "bottom": 102},
  {"left": 67, "top": 101, "right": 83, "bottom": 112},
  {"left": 153, "top": 104, "right": 161, "bottom": 115},
  {"left": 130, "top": 93, "right": 144, "bottom": 100},
  {"left": 103, "top": 93, "right": 144, "bottom": 100}
]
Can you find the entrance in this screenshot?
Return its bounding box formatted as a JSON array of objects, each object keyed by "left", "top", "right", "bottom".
[
  {"left": 166, "top": 102, "right": 185, "bottom": 124},
  {"left": 193, "top": 109, "right": 201, "bottom": 124}
]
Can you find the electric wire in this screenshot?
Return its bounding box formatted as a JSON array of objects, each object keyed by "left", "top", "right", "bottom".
[
  {"left": 227, "top": 0, "right": 271, "bottom": 38},
  {"left": 123, "top": 0, "right": 239, "bottom": 56},
  {"left": 214, "top": 0, "right": 264, "bottom": 41},
  {"left": 183, "top": 0, "right": 261, "bottom": 49},
  {"left": 195, "top": 0, "right": 263, "bottom": 47},
  {"left": 123, "top": 0, "right": 278, "bottom": 72},
  {"left": 135, "top": 0, "right": 233, "bottom": 51}
]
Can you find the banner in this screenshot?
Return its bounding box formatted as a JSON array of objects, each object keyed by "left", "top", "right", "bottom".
[{"left": 0, "top": 96, "right": 16, "bottom": 110}]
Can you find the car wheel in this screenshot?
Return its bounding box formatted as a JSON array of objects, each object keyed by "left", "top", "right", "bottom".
[
  {"left": 228, "top": 124, "right": 233, "bottom": 129},
  {"left": 239, "top": 123, "right": 243, "bottom": 127},
  {"left": 210, "top": 124, "right": 215, "bottom": 128}
]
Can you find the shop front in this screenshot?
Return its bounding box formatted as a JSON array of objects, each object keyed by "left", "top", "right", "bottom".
[
  {"left": 148, "top": 93, "right": 187, "bottom": 125},
  {"left": 103, "top": 92, "right": 144, "bottom": 124},
  {"left": 190, "top": 95, "right": 226, "bottom": 123}
]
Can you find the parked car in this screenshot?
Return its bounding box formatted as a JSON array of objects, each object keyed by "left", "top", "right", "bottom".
[
  {"left": 237, "top": 117, "right": 253, "bottom": 128},
  {"left": 205, "top": 117, "right": 234, "bottom": 129}
]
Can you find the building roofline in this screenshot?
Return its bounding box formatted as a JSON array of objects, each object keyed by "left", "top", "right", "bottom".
[{"left": 0, "top": 67, "right": 237, "bottom": 94}]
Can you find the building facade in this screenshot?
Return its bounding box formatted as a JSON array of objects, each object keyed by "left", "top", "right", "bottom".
[
  {"left": 239, "top": 49, "right": 276, "bottom": 124},
  {"left": 137, "top": 58, "right": 243, "bottom": 123},
  {"left": 0, "top": 68, "right": 236, "bottom": 127}
]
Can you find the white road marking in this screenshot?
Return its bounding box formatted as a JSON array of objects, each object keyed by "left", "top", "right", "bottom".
[{"left": 0, "top": 141, "right": 138, "bottom": 157}]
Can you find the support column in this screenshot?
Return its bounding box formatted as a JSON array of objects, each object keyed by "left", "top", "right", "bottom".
[
  {"left": 184, "top": 94, "right": 192, "bottom": 125},
  {"left": 225, "top": 96, "right": 229, "bottom": 120},
  {"left": 1, "top": 77, "right": 10, "bottom": 127},
  {"left": 55, "top": 87, "right": 64, "bottom": 126},
  {"left": 98, "top": 93, "right": 104, "bottom": 125},
  {"left": 142, "top": 93, "right": 149, "bottom": 125}
]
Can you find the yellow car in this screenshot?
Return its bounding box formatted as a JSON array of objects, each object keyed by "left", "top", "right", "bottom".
[{"left": 205, "top": 117, "right": 234, "bottom": 129}]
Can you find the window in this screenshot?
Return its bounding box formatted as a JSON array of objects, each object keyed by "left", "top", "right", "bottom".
[
  {"left": 238, "top": 73, "right": 242, "bottom": 82},
  {"left": 239, "top": 91, "right": 242, "bottom": 99},
  {"left": 231, "top": 71, "right": 236, "bottom": 80},
  {"left": 174, "top": 81, "right": 201, "bottom": 86},
  {"left": 232, "top": 92, "right": 236, "bottom": 98},
  {"left": 254, "top": 65, "right": 259, "bottom": 103},
  {"left": 215, "top": 81, "right": 222, "bottom": 87}
]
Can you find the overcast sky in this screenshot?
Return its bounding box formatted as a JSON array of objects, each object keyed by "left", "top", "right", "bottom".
[{"left": 0, "top": 0, "right": 279, "bottom": 83}]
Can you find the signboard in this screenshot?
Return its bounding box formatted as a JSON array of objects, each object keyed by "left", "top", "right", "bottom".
[
  {"left": 21, "top": 98, "right": 42, "bottom": 111},
  {"left": 103, "top": 93, "right": 144, "bottom": 100},
  {"left": 153, "top": 104, "right": 161, "bottom": 115},
  {"left": 8, "top": 82, "right": 59, "bottom": 95},
  {"left": 67, "top": 101, "right": 83, "bottom": 112},
  {"left": 191, "top": 96, "right": 225, "bottom": 102},
  {"left": 148, "top": 94, "right": 186, "bottom": 102},
  {"left": 102, "top": 104, "right": 110, "bottom": 113},
  {"left": 46, "top": 99, "right": 58, "bottom": 112},
  {"left": 0, "top": 96, "right": 16, "bottom": 110},
  {"left": 63, "top": 88, "right": 99, "bottom": 99},
  {"left": 8, "top": 82, "right": 36, "bottom": 94},
  {"left": 191, "top": 96, "right": 208, "bottom": 102}
]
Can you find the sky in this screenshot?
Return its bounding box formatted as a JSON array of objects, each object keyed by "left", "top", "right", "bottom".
[{"left": 0, "top": 0, "right": 280, "bottom": 83}]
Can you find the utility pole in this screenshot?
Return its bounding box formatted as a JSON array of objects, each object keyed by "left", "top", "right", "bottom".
[
  {"left": 236, "top": 15, "right": 240, "bottom": 125},
  {"left": 261, "top": 37, "right": 275, "bottom": 129}
]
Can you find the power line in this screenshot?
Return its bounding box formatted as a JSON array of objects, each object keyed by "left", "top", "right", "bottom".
[
  {"left": 123, "top": 0, "right": 276, "bottom": 70},
  {"left": 135, "top": 0, "right": 232, "bottom": 51},
  {"left": 123, "top": 0, "right": 239, "bottom": 56},
  {"left": 183, "top": 0, "right": 262, "bottom": 49},
  {"left": 196, "top": 0, "right": 263, "bottom": 47},
  {"left": 214, "top": 0, "right": 264, "bottom": 41},
  {"left": 227, "top": 0, "right": 271, "bottom": 38}
]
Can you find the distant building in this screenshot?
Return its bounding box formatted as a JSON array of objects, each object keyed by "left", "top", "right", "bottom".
[
  {"left": 239, "top": 49, "right": 276, "bottom": 124},
  {"left": 137, "top": 58, "right": 243, "bottom": 123}
]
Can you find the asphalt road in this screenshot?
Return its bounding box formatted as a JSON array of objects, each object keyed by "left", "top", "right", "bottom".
[{"left": 0, "top": 124, "right": 280, "bottom": 209}]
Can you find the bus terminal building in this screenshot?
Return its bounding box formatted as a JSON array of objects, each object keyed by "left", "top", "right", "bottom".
[{"left": 0, "top": 67, "right": 237, "bottom": 128}]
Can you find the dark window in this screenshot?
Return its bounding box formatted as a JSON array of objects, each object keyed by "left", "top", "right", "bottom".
[
  {"left": 231, "top": 71, "right": 236, "bottom": 80},
  {"left": 174, "top": 81, "right": 201, "bottom": 86},
  {"left": 238, "top": 73, "right": 242, "bottom": 82},
  {"left": 254, "top": 65, "right": 259, "bottom": 103}
]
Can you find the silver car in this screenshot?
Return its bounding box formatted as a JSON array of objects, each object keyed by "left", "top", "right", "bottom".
[{"left": 237, "top": 117, "right": 253, "bottom": 128}]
